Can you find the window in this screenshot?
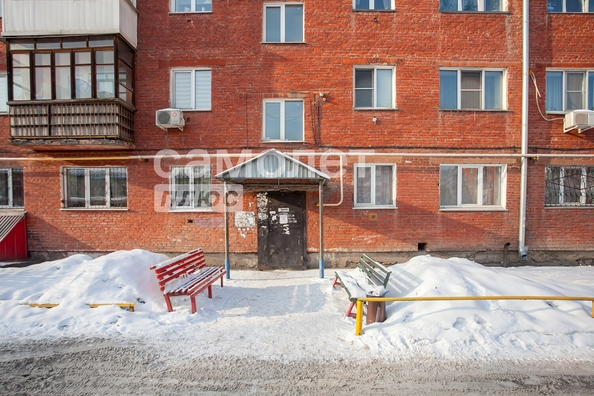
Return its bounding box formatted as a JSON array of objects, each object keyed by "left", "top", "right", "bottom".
[
  {"left": 170, "top": 166, "right": 211, "bottom": 210},
  {"left": 547, "top": 0, "right": 594, "bottom": 12},
  {"left": 0, "top": 73, "right": 7, "bottom": 113},
  {"left": 264, "top": 3, "right": 304, "bottom": 43},
  {"left": 440, "top": 165, "right": 506, "bottom": 209},
  {"left": 63, "top": 167, "right": 127, "bottom": 209},
  {"left": 440, "top": 0, "right": 503, "bottom": 11},
  {"left": 354, "top": 67, "right": 395, "bottom": 109},
  {"left": 354, "top": 0, "right": 394, "bottom": 10},
  {"left": 354, "top": 164, "right": 395, "bottom": 208},
  {"left": 172, "top": 69, "right": 211, "bottom": 111},
  {"left": 0, "top": 168, "right": 24, "bottom": 208},
  {"left": 546, "top": 71, "right": 594, "bottom": 112},
  {"left": 263, "top": 99, "right": 304, "bottom": 141},
  {"left": 172, "top": 0, "right": 212, "bottom": 12},
  {"left": 440, "top": 69, "right": 505, "bottom": 110},
  {"left": 8, "top": 36, "right": 134, "bottom": 104},
  {"left": 545, "top": 166, "right": 594, "bottom": 207}
]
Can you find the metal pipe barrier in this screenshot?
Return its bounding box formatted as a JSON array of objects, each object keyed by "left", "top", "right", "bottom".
[{"left": 354, "top": 296, "right": 594, "bottom": 336}]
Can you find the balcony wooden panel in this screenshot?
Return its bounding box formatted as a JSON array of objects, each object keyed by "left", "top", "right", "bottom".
[{"left": 9, "top": 100, "right": 135, "bottom": 151}]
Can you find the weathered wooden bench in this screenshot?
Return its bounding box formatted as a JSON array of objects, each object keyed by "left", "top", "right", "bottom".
[
  {"left": 332, "top": 254, "right": 392, "bottom": 318},
  {"left": 149, "top": 248, "right": 226, "bottom": 314}
]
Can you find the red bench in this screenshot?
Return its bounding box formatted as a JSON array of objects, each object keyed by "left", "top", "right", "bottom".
[{"left": 149, "top": 248, "right": 226, "bottom": 314}]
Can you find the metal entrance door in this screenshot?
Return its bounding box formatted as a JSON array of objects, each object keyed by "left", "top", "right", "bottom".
[{"left": 257, "top": 192, "right": 306, "bottom": 270}]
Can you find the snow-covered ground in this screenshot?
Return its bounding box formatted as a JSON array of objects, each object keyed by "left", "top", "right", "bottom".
[{"left": 1, "top": 249, "right": 593, "bottom": 362}]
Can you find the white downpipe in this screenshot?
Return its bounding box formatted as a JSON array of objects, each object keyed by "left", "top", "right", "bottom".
[{"left": 518, "top": 0, "right": 530, "bottom": 260}]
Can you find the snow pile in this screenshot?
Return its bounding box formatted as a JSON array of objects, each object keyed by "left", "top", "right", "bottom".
[{"left": 0, "top": 250, "right": 593, "bottom": 362}]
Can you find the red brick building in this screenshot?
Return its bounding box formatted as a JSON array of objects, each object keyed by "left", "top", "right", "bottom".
[{"left": 0, "top": 0, "right": 593, "bottom": 268}]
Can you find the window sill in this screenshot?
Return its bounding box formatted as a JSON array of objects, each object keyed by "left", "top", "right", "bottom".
[
  {"left": 547, "top": 11, "right": 594, "bottom": 14},
  {"left": 440, "top": 10, "right": 509, "bottom": 14},
  {"left": 261, "top": 42, "right": 306, "bottom": 45},
  {"left": 61, "top": 208, "right": 129, "bottom": 211},
  {"left": 168, "top": 208, "right": 213, "bottom": 213},
  {"left": 261, "top": 140, "right": 305, "bottom": 143},
  {"left": 169, "top": 11, "right": 212, "bottom": 15},
  {"left": 439, "top": 109, "right": 510, "bottom": 113},
  {"left": 439, "top": 207, "right": 507, "bottom": 211},
  {"left": 0, "top": 208, "right": 26, "bottom": 212},
  {"left": 353, "top": 206, "right": 397, "bottom": 210},
  {"left": 352, "top": 9, "right": 396, "bottom": 12},
  {"left": 353, "top": 107, "right": 399, "bottom": 111},
  {"left": 544, "top": 205, "right": 594, "bottom": 209}
]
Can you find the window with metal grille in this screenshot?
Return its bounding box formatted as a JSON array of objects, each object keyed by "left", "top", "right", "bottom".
[
  {"left": 0, "top": 168, "right": 24, "bottom": 208},
  {"left": 170, "top": 166, "right": 211, "bottom": 210},
  {"left": 545, "top": 166, "right": 594, "bottom": 207},
  {"left": 63, "top": 167, "right": 127, "bottom": 209}
]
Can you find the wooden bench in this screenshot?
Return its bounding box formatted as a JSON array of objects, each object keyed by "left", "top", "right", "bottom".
[
  {"left": 149, "top": 248, "right": 226, "bottom": 314},
  {"left": 332, "top": 254, "right": 391, "bottom": 318}
]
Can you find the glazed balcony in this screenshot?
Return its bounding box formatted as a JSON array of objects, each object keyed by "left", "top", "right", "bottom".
[
  {"left": 2, "top": 0, "right": 138, "bottom": 49},
  {"left": 9, "top": 99, "right": 135, "bottom": 151}
]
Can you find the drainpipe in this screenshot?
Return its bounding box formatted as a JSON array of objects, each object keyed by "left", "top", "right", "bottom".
[
  {"left": 224, "top": 181, "right": 230, "bottom": 279},
  {"left": 518, "top": 0, "right": 530, "bottom": 260},
  {"left": 319, "top": 180, "right": 324, "bottom": 279}
]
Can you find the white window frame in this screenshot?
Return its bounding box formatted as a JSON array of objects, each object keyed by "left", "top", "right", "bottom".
[
  {"left": 170, "top": 166, "right": 212, "bottom": 211},
  {"left": 353, "top": 66, "right": 396, "bottom": 109},
  {"left": 353, "top": 0, "right": 395, "bottom": 10},
  {"left": 262, "top": 99, "right": 304, "bottom": 142},
  {"left": 440, "top": 0, "right": 506, "bottom": 11},
  {"left": 171, "top": 68, "right": 212, "bottom": 111},
  {"left": 0, "top": 168, "right": 24, "bottom": 209},
  {"left": 263, "top": 3, "right": 305, "bottom": 43},
  {"left": 353, "top": 163, "right": 396, "bottom": 208},
  {"left": 170, "top": 0, "right": 212, "bottom": 13},
  {"left": 439, "top": 164, "right": 507, "bottom": 210},
  {"left": 547, "top": 0, "right": 594, "bottom": 12},
  {"left": 545, "top": 165, "right": 594, "bottom": 207},
  {"left": 440, "top": 68, "right": 506, "bottom": 110},
  {"left": 0, "top": 73, "right": 8, "bottom": 114},
  {"left": 545, "top": 70, "right": 594, "bottom": 113},
  {"left": 62, "top": 167, "right": 128, "bottom": 210}
]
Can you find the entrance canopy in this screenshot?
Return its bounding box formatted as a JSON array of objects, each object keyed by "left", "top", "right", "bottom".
[{"left": 214, "top": 149, "right": 329, "bottom": 189}]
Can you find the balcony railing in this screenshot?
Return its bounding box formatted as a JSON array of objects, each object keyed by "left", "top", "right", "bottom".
[{"left": 9, "top": 99, "right": 135, "bottom": 150}]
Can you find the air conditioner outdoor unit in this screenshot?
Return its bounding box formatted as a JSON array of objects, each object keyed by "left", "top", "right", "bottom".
[
  {"left": 563, "top": 109, "right": 594, "bottom": 134},
  {"left": 156, "top": 108, "right": 185, "bottom": 131}
]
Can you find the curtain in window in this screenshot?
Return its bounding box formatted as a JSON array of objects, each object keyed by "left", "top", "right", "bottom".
[
  {"left": 586, "top": 167, "right": 594, "bottom": 205},
  {"left": 11, "top": 169, "right": 24, "bottom": 207},
  {"left": 265, "top": 7, "right": 281, "bottom": 42},
  {"left": 484, "top": 71, "right": 502, "bottom": 110},
  {"left": 174, "top": 71, "right": 192, "bottom": 109},
  {"left": 196, "top": 0, "right": 212, "bottom": 12},
  {"left": 172, "top": 167, "right": 191, "bottom": 208},
  {"left": 285, "top": 5, "right": 303, "bottom": 42},
  {"left": 109, "top": 168, "right": 128, "bottom": 208},
  {"left": 356, "top": 166, "right": 372, "bottom": 204},
  {"left": 461, "top": 168, "right": 478, "bottom": 204},
  {"left": 439, "top": 166, "right": 458, "bottom": 206},
  {"left": 284, "top": 101, "right": 303, "bottom": 141},
  {"left": 375, "top": 165, "right": 394, "bottom": 205},
  {"left": 66, "top": 169, "right": 86, "bottom": 208},
  {"left": 545, "top": 166, "right": 561, "bottom": 206},
  {"left": 460, "top": 71, "right": 481, "bottom": 109},
  {"left": 440, "top": 71, "right": 458, "bottom": 109},
  {"left": 264, "top": 102, "right": 281, "bottom": 140},
  {"left": 175, "top": 0, "right": 191, "bottom": 12},
  {"left": 482, "top": 166, "right": 501, "bottom": 205},
  {"left": 0, "top": 171, "right": 8, "bottom": 206},
  {"left": 89, "top": 169, "right": 107, "bottom": 207},
  {"left": 193, "top": 167, "right": 210, "bottom": 207},
  {"left": 376, "top": 69, "right": 393, "bottom": 108},
  {"left": 545, "top": 72, "right": 563, "bottom": 111},
  {"left": 566, "top": 72, "right": 584, "bottom": 111},
  {"left": 194, "top": 70, "right": 211, "bottom": 110}
]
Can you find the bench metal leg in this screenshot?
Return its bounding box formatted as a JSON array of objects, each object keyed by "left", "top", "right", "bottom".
[
  {"left": 190, "top": 296, "right": 197, "bottom": 314},
  {"left": 207, "top": 285, "right": 213, "bottom": 298},
  {"left": 332, "top": 277, "right": 341, "bottom": 288},
  {"left": 345, "top": 301, "right": 357, "bottom": 318},
  {"left": 164, "top": 295, "right": 174, "bottom": 312}
]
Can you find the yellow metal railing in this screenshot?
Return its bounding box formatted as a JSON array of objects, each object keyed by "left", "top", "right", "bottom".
[{"left": 355, "top": 296, "right": 594, "bottom": 336}]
